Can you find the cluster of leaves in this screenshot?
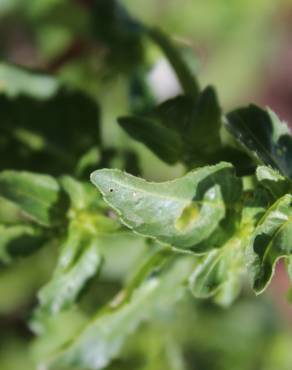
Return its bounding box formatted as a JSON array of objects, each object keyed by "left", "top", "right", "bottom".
[{"left": 2, "top": 1, "right": 292, "bottom": 370}]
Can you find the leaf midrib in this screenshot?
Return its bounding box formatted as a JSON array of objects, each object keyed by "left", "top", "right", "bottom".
[{"left": 94, "top": 171, "right": 224, "bottom": 205}]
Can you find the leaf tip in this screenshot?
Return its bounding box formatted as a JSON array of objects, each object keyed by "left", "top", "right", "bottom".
[{"left": 90, "top": 169, "right": 124, "bottom": 198}]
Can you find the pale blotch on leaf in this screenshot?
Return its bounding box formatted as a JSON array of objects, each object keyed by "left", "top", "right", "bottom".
[{"left": 175, "top": 201, "right": 200, "bottom": 231}]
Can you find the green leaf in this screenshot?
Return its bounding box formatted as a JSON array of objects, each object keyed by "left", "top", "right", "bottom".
[
  {"left": 118, "top": 115, "right": 183, "bottom": 165},
  {"left": 0, "top": 88, "right": 100, "bottom": 176},
  {"left": 152, "top": 87, "right": 222, "bottom": 161},
  {"left": 61, "top": 176, "right": 94, "bottom": 211},
  {"left": 0, "top": 171, "right": 67, "bottom": 227},
  {"left": 189, "top": 223, "right": 252, "bottom": 306},
  {"left": 227, "top": 105, "right": 292, "bottom": 178},
  {"left": 0, "top": 224, "right": 45, "bottom": 263},
  {"left": 247, "top": 194, "right": 292, "bottom": 294},
  {"left": 118, "top": 87, "right": 222, "bottom": 167},
  {"left": 0, "top": 196, "right": 26, "bottom": 225},
  {"left": 91, "top": 162, "right": 242, "bottom": 251},
  {"left": 35, "top": 227, "right": 102, "bottom": 322},
  {"left": 75, "top": 147, "right": 101, "bottom": 178},
  {"left": 41, "top": 258, "right": 190, "bottom": 370},
  {"left": 147, "top": 28, "right": 199, "bottom": 99},
  {"left": 186, "top": 86, "right": 222, "bottom": 155},
  {"left": 256, "top": 166, "right": 291, "bottom": 200}
]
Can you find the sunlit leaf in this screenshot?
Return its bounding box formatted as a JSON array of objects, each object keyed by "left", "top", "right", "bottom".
[
  {"left": 256, "top": 166, "right": 291, "bottom": 200},
  {"left": 91, "top": 162, "right": 242, "bottom": 252}
]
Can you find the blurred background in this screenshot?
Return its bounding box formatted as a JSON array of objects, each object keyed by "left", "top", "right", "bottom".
[
  {"left": 2, "top": 0, "right": 292, "bottom": 109},
  {"left": 1, "top": 1, "right": 292, "bottom": 369}
]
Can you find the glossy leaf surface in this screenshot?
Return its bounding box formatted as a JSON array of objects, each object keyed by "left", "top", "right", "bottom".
[
  {"left": 256, "top": 166, "right": 291, "bottom": 200},
  {"left": 227, "top": 105, "right": 292, "bottom": 178},
  {"left": 91, "top": 163, "right": 242, "bottom": 251}
]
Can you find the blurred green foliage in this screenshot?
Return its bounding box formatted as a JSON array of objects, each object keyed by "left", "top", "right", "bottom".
[{"left": 1, "top": 1, "right": 292, "bottom": 370}]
